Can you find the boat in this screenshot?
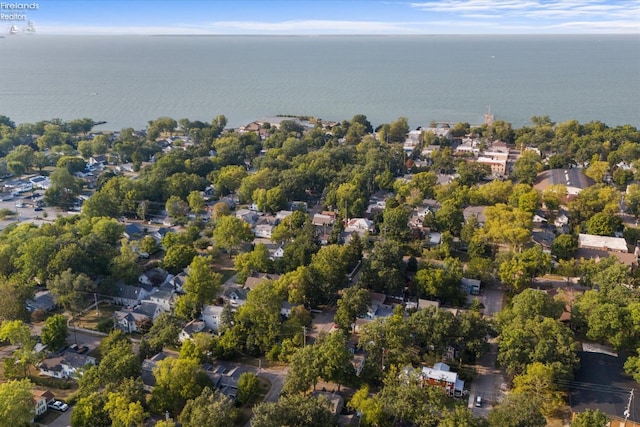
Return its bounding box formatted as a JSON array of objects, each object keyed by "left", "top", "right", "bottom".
[
  {"left": 9, "top": 24, "right": 18, "bottom": 35},
  {"left": 24, "top": 21, "right": 35, "bottom": 33}
]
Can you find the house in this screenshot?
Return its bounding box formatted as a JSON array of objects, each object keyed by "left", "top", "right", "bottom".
[
  {"left": 244, "top": 272, "right": 281, "bottom": 290},
  {"left": 123, "top": 223, "right": 145, "bottom": 240},
  {"left": 138, "top": 268, "right": 170, "bottom": 287},
  {"left": 202, "top": 304, "right": 224, "bottom": 332},
  {"left": 254, "top": 223, "right": 275, "bottom": 239},
  {"left": 223, "top": 286, "right": 249, "bottom": 308},
  {"left": 576, "top": 233, "right": 637, "bottom": 268},
  {"left": 39, "top": 350, "right": 96, "bottom": 379},
  {"left": 420, "top": 362, "right": 465, "bottom": 396},
  {"left": 114, "top": 301, "right": 164, "bottom": 333},
  {"left": 280, "top": 301, "right": 303, "bottom": 318},
  {"left": 578, "top": 233, "right": 629, "bottom": 253},
  {"left": 145, "top": 288, "right": 176, "bottom": 312},
  {"left": 112, "top": 283, "right": 152, "bottom": 307},
  {"left": 114, "top": 310, "right": 151, "bottom": 334},
  {"left": 179, "top": 319, "right": 210, "bottom": 342},
  {"left": 364, "top": 291, "right": 394, "bottom": 320},
  {"left": 271, "top": 245, "right": 285, "bottom": 260},
  {"left": 29, "top": 175, "right": 51, "bottom": 190},
  {"left": 276, "top": 210, "right": 293, "bottom": 221},
  {"left": 141, "top": 351, "right": 174, "bottom": 391},
  {"left": 463, "top": 206, "right": 488, "bottom": 226},
  {"left": 460, "top": 277, "right": 481, "bottom": 295},
  {"left": 150, "top": 227, "right": 172, "bottom": 246},
  {"left": 554, "top": 213, "right": 570, "bottom": 228},
  {"left": 345, "top": 218, "right": 374, "bottom": 235},
  {"left": 31, "top": 389, "right": 54, "bottom": 417},
  {"left": 312, "top": 213, "right": 335, "bottom": 227},
  {"left": 169, "top": 271, "right": 187, "bottom": 292},
  {"left": 26, "top": 290, "right": 56, "bottom": 312},
  {"left": 236, "top": 209, "right": 259, "bottom": 226},
  {"left": 88, "top": 155, "right": 107, "bottom": 167}
]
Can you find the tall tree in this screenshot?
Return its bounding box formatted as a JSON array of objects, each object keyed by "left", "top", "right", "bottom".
[
  {"left": 0, "top": 379, "right": 37, "bottom": 426},
  {"left": 41, "top": 313, "right": 68, "bottom": 350},
  {"left": 179, "top": 387, "right": 238, "bottom": 427},
  {"left": 213, "top": 215, "right": 253, "bottom": 258}
]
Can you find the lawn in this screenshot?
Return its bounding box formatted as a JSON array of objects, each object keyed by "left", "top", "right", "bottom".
[
  {"left": 73, "top": 302, "right": 120, "bottom": 331},
  {"left": 238, "top": 376, "right": 271, "bottom": 425}
]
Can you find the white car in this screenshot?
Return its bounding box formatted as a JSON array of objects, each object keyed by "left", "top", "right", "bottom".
[{"left": 48, "top": 400, "right": 69, "bottom": 411}]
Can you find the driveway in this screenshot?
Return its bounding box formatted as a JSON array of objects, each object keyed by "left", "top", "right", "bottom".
[{"left": 44, "top": 406, "right": 72, "bottom": 427}]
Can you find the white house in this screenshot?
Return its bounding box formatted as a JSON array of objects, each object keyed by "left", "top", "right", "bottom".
[
  {"left": 179, "top": 319, "right": 209, "bottom": 342},
  {"left": 39, "top": 351, "right": 96, "bottom": 379},
  {"left": 202, "top": 304, "right": 224, "bottom": 332},
  {"left": 31, "top": 389, "right": 54, "bottom": 417},
  {"left": 345, "top": 218, "right": 374, "bottom": 235},
  {"left": 112, "top": 284, "right": 151, "bottom": 307},
  {"left": 254, "top": 223, "right": 274, "bottom": 239}
]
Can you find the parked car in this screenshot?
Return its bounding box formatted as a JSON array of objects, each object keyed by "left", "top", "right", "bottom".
[
  {"left": 475, "top": 395, "right": 482, "bottom": 407},
  {"left": 48, "top": 400, "right": 69, "bottom": 411},
  {"left": 34, "top": 206, "right": 43, "bottom": 211}
]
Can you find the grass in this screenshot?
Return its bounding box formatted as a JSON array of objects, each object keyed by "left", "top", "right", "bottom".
[
  {"left": 238, "top": 376, "right": 271, "bottom": 425},
  {"left": 73, "top": 302, "right": 120, "bottom": 331}
]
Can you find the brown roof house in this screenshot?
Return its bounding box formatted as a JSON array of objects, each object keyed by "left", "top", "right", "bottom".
[{"left": 39, "top": 350, "right": 96, "bottom": 379}]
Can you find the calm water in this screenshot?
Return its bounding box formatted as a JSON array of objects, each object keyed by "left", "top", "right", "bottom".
[{"left": 0, "top": 35, "right": 638, "bottom": 130}]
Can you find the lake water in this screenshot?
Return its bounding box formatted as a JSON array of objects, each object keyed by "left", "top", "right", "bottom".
[{"left": 0, "top": 34, "right": 638, "bottom": 130}]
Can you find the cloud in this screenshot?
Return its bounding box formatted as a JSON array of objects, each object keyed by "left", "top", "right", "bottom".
[{"left": 410, "top": 0, "right": 639, "bottom": 20}]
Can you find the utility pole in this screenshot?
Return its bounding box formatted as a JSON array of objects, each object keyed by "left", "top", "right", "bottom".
[
  {"left": 624, "top": 388, "right": 634, "bottom": 427},
  {"left": 95, "top": 292, "right": 99, "bottom": 316},
  {"left": 302, "top": 326, "right": 306, "bottom": 348}
]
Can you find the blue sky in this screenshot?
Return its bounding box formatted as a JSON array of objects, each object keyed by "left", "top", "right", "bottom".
[{"left": 5, "top": 0, "right": 639, "bottom": 34}]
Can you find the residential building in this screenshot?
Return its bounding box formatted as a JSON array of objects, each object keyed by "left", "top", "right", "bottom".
[
  {"left": 576, "top": 233, "right": 638, "bottom": 268},
  {"left": 26, "top": 290, "right": 56, "bottom": 313},
  {"left": 345, "top": 218, "right": 374, "bottom": 235},
  {"left": 244, "top": 272, "right": 281, "bottom": 290},
  {"left": 179, "top": 319, "right": 210, "bottom": 342},
  {"left": 202, "top": 304, "right": 224, "bottom": 332},
  {"left": 112, "top": 283, "right": 152, "bottom": 307},
  {"left": 31, "top": 389, "right": 54, "bottom": 417},
  {"left": 223, "top": 286, "right": 249, "bottom": 308},
  {"left": 420, "top": 362, "right": 465, "bottom": 396},
  {"left": 39, "top": 350, "right": 96, "bottom": 379}
]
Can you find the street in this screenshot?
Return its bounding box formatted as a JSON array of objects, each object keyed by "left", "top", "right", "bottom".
[{"left": 469, "top": 340, "right": 507, "bottom": 418}]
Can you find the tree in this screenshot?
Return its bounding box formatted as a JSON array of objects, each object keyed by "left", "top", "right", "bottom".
[
  {"left": 381, "top": 205, "right": 410, "bottom": 241},
  {"left": 585, "top": 211, "right": 620, "bottom": 236},
  {"left": 41, "top": 314, "right": 68, "bottom": 350},
  {"left": 498, "top": 316, "right": 578, "bottom": 377},
  {"left": 72, "top": 392, "right": 111, "bottom": 427},
  {"left": 499, "top": 245, "right": 551, "bottom": 292},
  {"left": 163, "top": 243, "right": 197, "bottom": 274},
  {"left": 347, "top": 385, "right": 385, "bottom": 427},
  {"left": 105, "top": 392, "right": 147, "bottom": 427},
  {"left": 110, "top": 239, "right": 142, "bottom": 284},
  {"left": 316, "top": 330, "right": 355, "bottom": 390},
  {"left": 186, "top": 190, "right": 205, "bottom": 214},
  {"left": 165, "top": 195, "right": 189, "bottom": 219},
  {"left": 488, "top": 392, "right": 546, "bottom": 427},
  {"left": 551, "top": 234, "right": 578, "bottom": 260},
  {"left": 585, "top": 159, "right": 609, "bottom": 183},
  {"left": 571, "top": 409, "right": 610, "bottom": 427},
  {"left": 180, "top": 255, "right": 222, "bottom": 316},
  {"left": 334, "top": 287, "right": 370, "bottom": 331},
  {"left": 237, "top": 372, "right": 259, "bottom": 405},
  {"left": 251, "top": 394, "right": 338, "bottom": 427},
  {"left": 213, "top": 215, "right": 253, "bottom": 258},
  {"left": 439, "top": 405, "right": 484, "bottom": 427},
  {"left": 48, "top": 270, "right": 96, "bottom": 314},
  {"left": 179, "top": 387, "right": 238, "bottom": 427},
  {"left": 150, "top": 357, "right": 213, "bottom": 416},
  {"left": 0, "top": 379, "right": 34, "bottom": 427},
  {"left": 512, "top": 362, "right": 564, "bottom": 417}
]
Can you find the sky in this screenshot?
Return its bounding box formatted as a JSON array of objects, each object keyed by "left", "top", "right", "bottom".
[{"left": 2, "top": 0, "right": 639, "bottom": 35}]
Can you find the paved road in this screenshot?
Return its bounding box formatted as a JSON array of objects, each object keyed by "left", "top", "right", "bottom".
[
  {"left": 45, "top": 407, "right": 72, "bottom": 427},
  {"left": 469, "top": 340, "right": 506, "bottom": 418}
]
